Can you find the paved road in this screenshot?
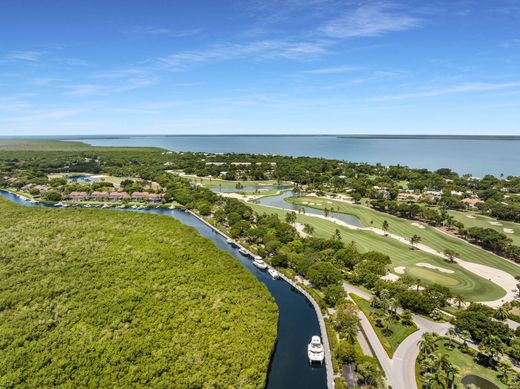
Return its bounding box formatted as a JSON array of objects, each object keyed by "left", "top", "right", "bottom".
[{"left": 344, "top": 283, "right": 450, "bottom": 389}]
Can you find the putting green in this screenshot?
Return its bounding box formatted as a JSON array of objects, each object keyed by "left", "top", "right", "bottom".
[
  {"left": 406, "top": 267, "right": 460, "bottom": 286},
  {"left": 287, "top": 197, "right": 520, "bottom": 278},
  {"left": 246, "top": 202, "right": 506, "bottom": 302}
]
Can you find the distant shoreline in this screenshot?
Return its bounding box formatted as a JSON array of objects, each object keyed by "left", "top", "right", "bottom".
[{"left": 2, "top": 134, "right": 520, "bottom": 141}]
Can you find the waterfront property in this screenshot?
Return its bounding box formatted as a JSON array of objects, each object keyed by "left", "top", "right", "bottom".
[{"left": 69, "top": 191, "right": 88, "bottom": 201}]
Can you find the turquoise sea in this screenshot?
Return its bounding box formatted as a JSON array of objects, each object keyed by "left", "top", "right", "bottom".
[{"left": 67, "top": 135, "right": 520, "bottom": 177}]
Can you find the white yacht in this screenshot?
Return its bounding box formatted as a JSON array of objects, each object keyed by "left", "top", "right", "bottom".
[
  {"left": 308, "top": 336, "right": 325, "bottom": 364},
  {"left": 84, "top": 204, "right": 91, "bottom": 208},
  {"left": 226, "top": 238, "right": 234, "bottom": 245},
  {"left": 267, "top": 268, "right": 280, "bottom": 279},
  {"left": 253, "top": 259, "right": 268, "bottom": 270},
  {"left": 102, "top": 203, "right": 110, "bottom": 208},
  {"left": 131, "top": 205, "right": 138, "bottom": 209},
  {"left": 238, "top": 248, "right": 249, "bottom": 256},
  {"left": 55, "top": 202, "right": 63, "bottom": 207}
]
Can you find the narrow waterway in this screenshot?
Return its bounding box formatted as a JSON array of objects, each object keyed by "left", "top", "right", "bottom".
[
  {"left": 255, "top": 190, "right": 365, "bottom": 228},
  {"left": 0, "top": 191, "right": 327, "bottom": 389}
]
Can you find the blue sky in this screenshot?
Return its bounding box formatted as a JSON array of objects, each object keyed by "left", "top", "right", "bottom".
[{"left": 1, "top": 0, "right": 520, "bottom": 135}]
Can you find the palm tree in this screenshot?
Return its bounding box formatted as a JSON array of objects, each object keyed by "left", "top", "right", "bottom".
[
  {"left": 410, "top": 234, "right": 422, "bottom": 249},
  {"left": 478, "top": 335, "right": 503, "bottom": 366},
  {"left": 426, "top": 369, "right": 448, "bottom": 389},
  {"left": 497, "top": 360, "right": 513, "bottom": 384},
  {"left": 459, "top": 330, "right": 471, "bottom": 345},
  {"left": 445, "top": 364, "right": 459, "bottom": 389},
  {"left": 418, "top": 332, "right": 438, "bottom": 357},
  {"left": 382, "top": 220, "right": 389, "bottom": 236},
  {"left": 443, "top": 248, "right": 458, "bottom": 263},
  {"left": 415, "top": 278, "right": 422, "bottom": 292},
  {"left": 494, "top": 305, "right": 509, "bottom": 321},
  {"left": 446, "top": 328, "right": 457, "bottom": 349},
  {"left": 453, "top": 295, "right": 465, "bottom": 309}
]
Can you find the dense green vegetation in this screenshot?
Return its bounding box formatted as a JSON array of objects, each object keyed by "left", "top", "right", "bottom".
[
  {"left": 417, "top": 334, "right": 508, "bottom": 388},
  {"left": 350, "top": 294, "right": 417, "bottom": 357},
  {"left": 0, "top": 197, "right": 277, "bottom": 387}
]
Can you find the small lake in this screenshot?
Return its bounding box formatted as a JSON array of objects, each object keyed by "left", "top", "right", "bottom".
[
  {"left": 256, "top": 191, "right": 365, "bottom": 228},
  {"left": 461, "top": 374, "right": 500, "bottom": 389},
  {"left": 0, "top": 190, "right": 327, "bottom": 389},
  {"left": 212, "top": 184, "right": 292, "bottom": 193},
  {"left": 66, "top": 175, "right": 98, "bottom": 184}
]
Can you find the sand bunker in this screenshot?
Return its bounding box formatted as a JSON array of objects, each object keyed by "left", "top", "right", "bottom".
[
  {"left": 381, "top": 273, "right": 400, "bottom": 282},
  {"left": 394, "top": 266, "right": 406, "bottom": 274},
  {"left": 466, "top": 215, "right": 476, "bottom": 219},
  {"left": 416, "top": 262, "right": 454, "bottom": 274},
  {"left": 411, "top": 222, "right": 426, "bottom": 229},
  {"left": 489, "top": 221, "right": 503, "bottom": 226},
  {"left": 504, "top": 228, "right": 514, "bottom": 234},
  {"left": 294, "top": 222, "right": 310, "bottom": 238}
]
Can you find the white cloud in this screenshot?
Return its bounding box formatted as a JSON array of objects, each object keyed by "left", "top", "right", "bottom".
[
  {"left": 157, "top": 39, "right": 330, "bottom": 69},
  {"left": 126, "top": 26, "right": 201, "bottom": 37},
  {"left": 304, "top": 65, "right": 363, "bottom": 74},
  {"left": 1, "top": 109, "right": 84, "bottom": 122},
  {"left": 321, "top": 2, "right": 423, "bottom": 38},
  {"left": 364, "top": 82, "right": 520, "bottom": 102},
  {"left": 63, "top": 77, "right": 155, "bottom": 96},
  {"left": 6, "top": 50, "right": 44, "bottom": 61}
]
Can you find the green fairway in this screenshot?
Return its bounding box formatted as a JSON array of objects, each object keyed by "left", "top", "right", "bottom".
[
  {"left": 287, "top": 196, "right": 520, "bottom": 278},
  {"left": 448, "top": 209, "right": 520, "bottom": 246},
  {"left": 181, "top": 174, "right": 291, "bottom": 189},
  {"left": 350, "top": 294, "right": 417, "bottom": 358},
  {"left": 247, "top": 202, "right": 506, "bottom": 302}
]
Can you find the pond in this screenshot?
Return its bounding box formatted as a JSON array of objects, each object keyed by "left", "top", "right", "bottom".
[
  {"left": 211, "top": 184, "right": 292, "bottom": 193},
  {"left": 66, "top": 175, "right": 99, "bottom": 184},
  {"left": 256, "top": 190, "right": 365, "bottom": 228},
  {"left": 461, "top": 374, "right": 500, "bottom": 389},
  {"left": 0, "top": 190, "right": 327, "bottom": 389}
]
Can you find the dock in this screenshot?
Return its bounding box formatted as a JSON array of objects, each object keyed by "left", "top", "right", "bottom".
[{"left": 185, "top": 209, "right": 334, "bottom": 389}]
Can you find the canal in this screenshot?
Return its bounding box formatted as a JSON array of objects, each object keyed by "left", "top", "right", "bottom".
[{"left": 0, "top": 191, "right": 327, "bottom": 389}]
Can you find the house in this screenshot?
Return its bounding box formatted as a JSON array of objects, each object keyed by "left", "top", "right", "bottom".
[
  {"left": 462, "top": 198, "right": 482, "bottom": 208},
  {"left": 132, "top": 192, "right": 162, "bottom": 202},
  {"left": 147, "top": 193, "right": 162, "bottom": 203},
  {"left": 69, "top": 191, "right": 88, "bottom": 201},
  {"left": 108, "top": 191, "right": 128, "bottom": 201},
  {"left": 90, "top": 191, "right": 109, "bottom": 201},
  {"left": 34, "top": 185, "right": 50, "bottom": 194},
  {"left": 397, "top": 192, "right": 421, "bottom": 202},
  {"left": 132, "top": 191, "right": 149, "bottom": 201}
]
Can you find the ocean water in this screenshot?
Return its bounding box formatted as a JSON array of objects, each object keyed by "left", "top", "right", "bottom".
[{"left": 70, "top": 135, "right": 520, "bottom": 177}]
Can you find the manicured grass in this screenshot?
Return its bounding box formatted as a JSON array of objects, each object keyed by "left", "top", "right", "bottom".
[
  {"left": 448, "top": 209, "right": 520, "bottom": 246},
  {"left": 182, "top": 174, "right": 291, "bottom": 189},
  {"left": 247, "top": 202, "right": 506, "bottom": 302},
  {"left": 287, "top": 196, "right": 520, "bottom": 278},
  {"left": 350, "top": 294, "right": 417, "bottom": 358},
  {"left": 418, "top": 339, "right": 505, "bottom": 388}
]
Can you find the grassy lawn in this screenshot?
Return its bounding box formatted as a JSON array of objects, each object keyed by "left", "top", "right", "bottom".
[
  {"left": 417, "top": 339, "right": 506, "bottom": 388},
  {"left": 350, "top": 294, "right": 417, "bottom": 358},
  {"left": 181, "top": 174, "right": 291, "bottom": 189},
  {"left": 247, "top": 202, "right": 506, "bottom": 302},
  {"left": 448, "top": 209, "right": 520, "bottom": 246},
  {"left": 287, "top": 196, "right": 520, "bottom": 278}
]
